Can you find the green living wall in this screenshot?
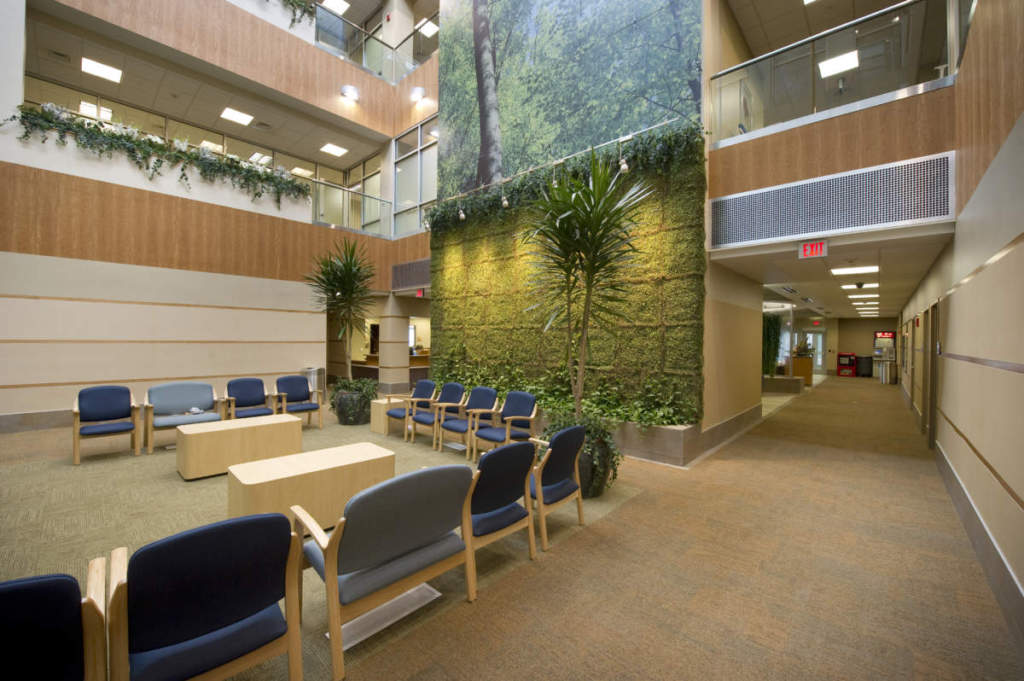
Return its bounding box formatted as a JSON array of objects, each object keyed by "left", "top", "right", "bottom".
[{"left": 429, "top": 128, "right": 706, "bottom": 425}]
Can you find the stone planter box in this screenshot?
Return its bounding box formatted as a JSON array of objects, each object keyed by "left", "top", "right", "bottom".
[
  {"left": 536, "top": 410, "right": 701, "bottom": 468},
  {"left": 762, "top": 376, "right": 804, "bottom": 393}
]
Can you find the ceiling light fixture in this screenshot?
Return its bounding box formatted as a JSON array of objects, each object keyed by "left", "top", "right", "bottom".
[
  {"left": 831, "top": 265, "right": 879, "bottom": 275},
  {"left": 320, "top": 143, "right": 348, "bottom": 157},
  {"left": 81, "top": 57, "right": 122, "bottom": 83},
  {"left": 248, "top": 152, "right": 271, "bottom": 165},
  {"left": 199, "top": 140, "right": 224, "bottom": 153},
  {"left": 321, "top": 0, "right": 350, "bottom": 15},
  {"left": 803, "top": 0, "right": 818, "bottom": 4},
  {"left": 848, "top": 293, "right": 879, "bottom": 299},
  {"left": 852, "top": 302, "right": 879, "bottom": 306},
  {"left": 341, "top": 85, "right": 359, "bottom": 101},
  {"left": 291, "top": 167, "right": 314, "bottom": 178},
  {"left": 818, "top": 50, "right": 859, "bottom": 78},
  {"left": 410, "top": 86, "right": 426, "bottom": 103},
  {"left": 79, "top": 101, "right": 112, "bottom": 121},
  {"left": 840, "top": 283, "right": 878, "bottom": 289},
  {"left": 416, "top": 18, "right": 439, "bottom": 38},
  {"left": 220, "top": 107, "right": 254, "bottom": 126}
]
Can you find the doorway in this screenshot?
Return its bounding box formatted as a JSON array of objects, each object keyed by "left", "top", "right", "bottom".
[{"left": 803, "top": 331, "right": 826, "bottom": 374}]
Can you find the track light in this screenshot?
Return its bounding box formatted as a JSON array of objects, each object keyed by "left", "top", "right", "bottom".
[
  {"left": 458, "top": 208, "right": 466, "bottom": 221},
  {"left": 501, "top": 195, "right": 509, "bottom": 208}
]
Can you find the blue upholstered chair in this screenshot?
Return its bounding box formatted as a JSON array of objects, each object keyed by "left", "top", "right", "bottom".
[
  {"left": 439, "top": 386, "right": 498, "bottom": 453},
  {"left": 383, "top": 379, "right": 436, "bottom": 440},
  {"left": 466, "top": 441, "right": 538, "bottom": 567},
  {"left": 226, "top": 378, "right": 276, "bottom": 419},
  {"left": 529, "top": 425, "right": 586, "bottom": 551},
  {"left": 0, "top": 560, "right": 106, "bottom": 681},
  {"left": 408, "top": 381, "right": 465, "bottom": 449},
  {"left": 144, "top": 382, "right": 224, "bottom": 453},
  {"left": 470, "top": 390, "right": 538, "bottom": 461},
  {"left": 107, "top": 514, "right": 302, "bottom": 681},
  {"left": 73, "top": 385, "right": 139, "bottom": 464},
  {"left": 274, "top": 375, "right": 324, "bottom": 429},
  {"left": 292, "top": 464, "right": 474, "bottom": 681}
]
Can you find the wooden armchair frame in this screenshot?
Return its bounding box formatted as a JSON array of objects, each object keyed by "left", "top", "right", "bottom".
[
  {"left": 144, "top": 389, "right": 227, "bottom": 454},
  {"left": 72, "top": 390, "right": 140, "bottom": 465},
  {"left": 291, "top": 487, "right": 476, "bottom": 681},
  {"left": 83, "top": 557, "right": 107, "bottom": 681},
  {"left": 383, "top": 387, "right": 437, "bottom": 440},
  {"left": 271, "top": 376, "right": 324, "bottom": 429},
  {"left": 529, "top": 436, "right": 586, "bottom": 551},
  {"left": 107, "top": 532, "right": 303, "bottom": 681},
  {"left": 469, "top": 401, "right": 539, "bottom": 462},
  {"left": 464, "top": 467, "right": 538, "bottom": 563}
]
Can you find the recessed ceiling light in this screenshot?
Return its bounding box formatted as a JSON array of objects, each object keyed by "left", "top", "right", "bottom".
[
  {"left": 199, "top": 140, "right": 224, "bottom": 153},
  {"left": 79, "top": 101, "right": 112, "bottom": 121},
  {"left": 818, "top": 50, "right": 859, "bottom": 78},
  {"left": 416, "top": 18, "right": 439, "bottom": 38},
  {"left": 81, "top": 57, "right": 122, "bottom": 83},
  {"left": 848, "top": 294, "right": 879, "bottom": 299},
  {"left": 840, "top": 283, "right": 878, "bottom": 289},
  {"left": 853, "top": 302, "right": 879, "bottom": 307},
  {"left": 804, "top": 0, "right": 818, "bottom": 4},
  {"left": 220, "top": 107, "right": 254, "bottom": 126},
  {"left": 291, "top": 167, "right": 314, "bottom": 178},
  {"left": 322, "top": 0, "right": 350, "bottom": 15},
  {"left": 248, "top": 152, "right": 271, "bottom": 164},
  {"left": 831, "top": 266, "right": 879, "bottom": 275},
  {"left": 341, "top": 85, "right": 359, "bottom": 101},
  {"left": 410, "top": 86, "right": 426, "bottom": 102},
  {"left": 320, "top": 143, "right": 348, "bottom": 157}
]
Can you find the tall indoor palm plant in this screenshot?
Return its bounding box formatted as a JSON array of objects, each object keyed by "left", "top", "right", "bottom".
[
  {"left": 526, "top": 152, "right": 653, "bottom": 419},
  {"left": 306, "top": 240, "right": 376, "bottom": 380}
]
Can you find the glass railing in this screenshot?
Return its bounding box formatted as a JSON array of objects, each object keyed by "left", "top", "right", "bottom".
[
  {"left": 311, "top": 180, "right": 392, "bottom": 238},
  {"left": 314, "top": 7, "right": 438, "bottom": 84},
  {"left": 708, "top": 0, "right": 954, "bottom": 145}
]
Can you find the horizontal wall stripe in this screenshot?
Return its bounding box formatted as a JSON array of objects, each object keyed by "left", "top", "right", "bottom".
[
  {"left": 944, "top": 231, "right": 1024, "bottom": 300},
  {"left": 941, "top": 352, "right": 1024, "bottom": 375},
  {"left": 939, "top": 408, "right": 1024, "bottom": 511},
  {"left": 0, "top": 294, "right": 319, "bottom": 315},
  {"left": 0, "top": 371, "right": 313, "bottom": 390},
  {"left": 0, "top": 339, "right": 323, "bottom": 345}
]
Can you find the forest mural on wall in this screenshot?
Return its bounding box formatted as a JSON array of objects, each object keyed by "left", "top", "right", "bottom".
[{"left": 438, "top": 0, "right": 702, "bottom": 198}]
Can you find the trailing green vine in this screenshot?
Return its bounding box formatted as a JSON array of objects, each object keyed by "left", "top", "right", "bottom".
[
  {"left": 271, "top": 0, "right": 316, "bottom": 27},
  {"left": 426, "top": 121, "right": 704, "bottom": 233},
  {"left": 4, "top": 104, "right": 311, "bottom": 207}
]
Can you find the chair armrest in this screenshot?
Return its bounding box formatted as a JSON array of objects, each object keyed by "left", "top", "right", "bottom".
[
  {"left": 82, "top": 556, "right": 106, "bottom": 681},
  {"left": 291, "top": 504, "right": 330, "bottom": 551},
  {"left": 432, "top": 401, "right": 461, "bottom": 415},
  {"left": 108, "top": 547, "right": 129, "bottom": 681},
  {"left": 529, "top": 437, "right": 550, "bottom": 448},
  {"left": 466, "top": 408, "right": 498, "bottom": 415},
  {"left": 84, "top": 555, "right": 106, "bottom": 618}
]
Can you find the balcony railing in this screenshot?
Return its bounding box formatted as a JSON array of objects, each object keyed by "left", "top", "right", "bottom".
[
  {"left": 708, "top": 0, "right": 968, "bottom": 147},
  {"left": 311, "top": 180, "right": 393, "bottom": 238},
  {"left": 314, "top": 7, "right": 439, "bottom": 84}
]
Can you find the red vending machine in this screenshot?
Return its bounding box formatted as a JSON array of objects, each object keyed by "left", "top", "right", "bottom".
[{"left": 837, "top": 352, "right": 856, "bottom": 377}]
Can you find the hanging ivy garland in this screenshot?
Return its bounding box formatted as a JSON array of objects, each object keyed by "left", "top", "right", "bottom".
[
  {"left": 4, "top": 104, "right": 311, "bottom": 207},
  {"left": 426, "top": 121, "right": 704, "bottom": 234},
  {"left": 272, "top": 0, "right": 316, "bottom": 27}
]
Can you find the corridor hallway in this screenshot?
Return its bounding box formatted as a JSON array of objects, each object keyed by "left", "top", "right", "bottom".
[{"left": 343, "top": 377, "right": 1024, "bottom": 681}]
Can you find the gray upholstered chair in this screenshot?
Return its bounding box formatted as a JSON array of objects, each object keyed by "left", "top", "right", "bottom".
[
  {"left": 292, "top": 464, "right": 475, "bottom": 681},
  {"left": 144, "top": 382, "right": 224, "bottom": 453}
]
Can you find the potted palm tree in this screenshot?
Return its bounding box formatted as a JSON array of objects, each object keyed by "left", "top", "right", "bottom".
[
  {"left": 306, "top": 240, "right": 377, "bottom": 424},
  {"left": 523, "top": 151, "right": 651, "bottom": 496}
]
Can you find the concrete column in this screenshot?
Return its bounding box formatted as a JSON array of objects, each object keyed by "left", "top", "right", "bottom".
[{"left": 378, "top": 294, "right": 410, "bottom": 393}]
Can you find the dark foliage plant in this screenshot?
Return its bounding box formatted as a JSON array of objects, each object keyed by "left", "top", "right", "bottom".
[
  {"left": 6, "top": 105, "right": 311, "bottom": 206},
  {"left": 762, "top": 313, "right": 782, "bottom": 376},
  {"left": 330, "top": 378, "right": 379, "bottom": 425},
  {"left": 542, "top": 406, "right": 622, "bottom": 498}
]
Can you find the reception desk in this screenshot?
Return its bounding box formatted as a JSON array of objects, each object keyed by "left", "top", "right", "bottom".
[
  {"left": 791, "top": 356, "right": 813, "bottom": 386},
  {"left": 350, "top": 353, "right": 431, "bottom": 383}
]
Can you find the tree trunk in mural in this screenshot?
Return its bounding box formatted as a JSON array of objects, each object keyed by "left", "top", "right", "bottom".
[
  {"left": 472, "top": 0, "right": 504, "bottom": 187},
  {"left": 668, "top": 0, "right": 701, "bottom": 107}
]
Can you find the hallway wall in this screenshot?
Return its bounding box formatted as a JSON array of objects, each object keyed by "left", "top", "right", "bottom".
[{"left": 837, "top": 318, "right": 898, "bottom": 357}]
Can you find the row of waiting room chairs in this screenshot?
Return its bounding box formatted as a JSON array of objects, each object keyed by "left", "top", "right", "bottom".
[
  {"left": 1, "top": 428, "right": 586, "bottom": 681},
  {"left": 72, "top": 375, "right": 325, "bottom": 464},
  {"left": 383, "top": 380, "right": 539, "bottom": 461}
]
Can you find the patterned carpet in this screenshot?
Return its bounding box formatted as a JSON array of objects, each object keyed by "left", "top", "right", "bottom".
[{"left": 1, "top": 378, "right": 1021, "bottom": 679}]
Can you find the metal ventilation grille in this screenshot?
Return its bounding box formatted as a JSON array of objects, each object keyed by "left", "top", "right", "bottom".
[
  {"left": 711, "top": 154, "right": 953, "bottom": 248},
  {"left": 392, "top": 258, "right": 431, "bottom": 290}
]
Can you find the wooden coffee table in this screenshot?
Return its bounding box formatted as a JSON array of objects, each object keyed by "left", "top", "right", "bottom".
[
  {"left": 176, "top": 414, "right": 302, "bottom": 480},
  {"left": 227, "top": 443, "right": 395, "bottom": 529}
]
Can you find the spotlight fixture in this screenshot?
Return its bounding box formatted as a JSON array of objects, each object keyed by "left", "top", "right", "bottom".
[
  {"left": 501, "top": 195, "right": 509, "bottom": 208},
  {"left": 341, "top": 85, "right": 359, "bottom": 101},
  {"left": 220, "top": 107, "right": 254, "bottom": 126},
  {"left": 81, "top": 57, "right": 122, "bottom": 83},
  {"left": 410, "top": 86, "right": 426, "bottom": 103},
  {"left": 319, "top": 143, "right": 348, "bottom": 157},
  {"left": 831, "top": 265, "right": 879, "bottom": 275}
]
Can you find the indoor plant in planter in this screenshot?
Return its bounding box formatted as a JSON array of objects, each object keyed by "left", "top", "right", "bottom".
[
  {"left": 305, "top": 239, "right": 376, "bottom": 425},
  {"left": 330, "top": 378, "right": 378, "bottom": 425},
  {"left": 542, "top": 406, "right": 623, "bottom": 498}
]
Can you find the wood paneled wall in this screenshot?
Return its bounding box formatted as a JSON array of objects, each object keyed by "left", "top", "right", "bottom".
[
  {"left": 56, "top": 0, "right": 440, "bottom": 139},
  {"left": 707, "top": 87, "right": 955, "bottom": 198},
  {"left": 954, "top": 0, "right": 1024, "bottom": 210},
  {"left": 394, "top": 54, "right": 439, "bottom": 134},
  {"left": 0, "top": 162, "right": 430, "bottom": 289}
]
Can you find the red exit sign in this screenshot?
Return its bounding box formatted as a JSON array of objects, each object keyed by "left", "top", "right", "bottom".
[
  {"left": 798, "top": 240, "right": 828, "bottom": 259},
  {"left": 875, "top": 331, "right": 895, "bottom": 339}
]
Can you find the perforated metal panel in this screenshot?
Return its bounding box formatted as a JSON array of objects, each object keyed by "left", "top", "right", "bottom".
[
  {"left": 710, "top": 154, "right": 953, "bottom": 248},
  {"left": 392, "top": 258, "right": 431, "bottom": 290}
]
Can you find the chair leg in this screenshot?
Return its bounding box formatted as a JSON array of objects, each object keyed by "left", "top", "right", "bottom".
[
  {"left": 130, "top": 429, "right": 138, "bottom": 457},
  {"left": 464, "top": 545, "right": 477, "bottom": 602},
  {"left": 539, "top": 505, "right": 550, "bottom": 551},
  {"left": 73, "top": 431, "right": 80, "bottom": 466},
  {"left": 318, "top": 404, "right": 323, "bottom": 429},
  {"left": 576, "top": 492, "right": 585, "bottom": 526},
  {"left": 146, "top": 419, "right": 154, "bottom": 454},
  {"left": 526, "top": 514, "right": 537, "bottom": 560},
  {"left": 327, "top": 604, "right": 345, "bottom": 681}
]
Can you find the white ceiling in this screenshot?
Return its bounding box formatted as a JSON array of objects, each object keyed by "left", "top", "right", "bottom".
[
  {"left": 726, "top": 0, "right": 898, "bottom": 55},
  {"left": 712, "top": 225, "right": 953, "bottom": 318},
  {"left": 23, "top": 11, "right": 385, "bottom": 171}
]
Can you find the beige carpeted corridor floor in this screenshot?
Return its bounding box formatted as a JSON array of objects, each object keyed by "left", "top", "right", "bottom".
[{"left": 1, "top": 377, "right": 1022, "bottom": 680}]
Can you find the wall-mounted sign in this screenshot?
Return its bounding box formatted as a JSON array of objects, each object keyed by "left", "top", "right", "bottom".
[
  {"left": 812, "top": 320, "right": 821, "bottom": 326},
  {"left": 415, "top": 288, "right": 424, "bottom": 298},
  {"left": 798, "top": 240, "right": 828, "bottom": 259},
  {"left": 874, "top": 331, "right": 895, "bottom": 340}
]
